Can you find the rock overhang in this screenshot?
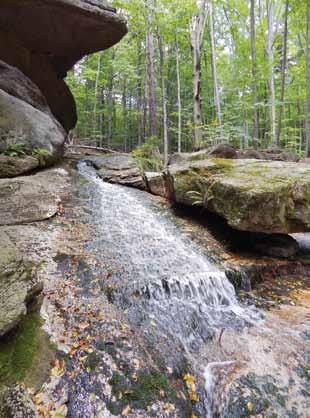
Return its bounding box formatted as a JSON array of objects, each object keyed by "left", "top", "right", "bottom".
[
  {"left": 0, "top": 0, "right": 127, "bottom": 132},
  {"left": 0, "top": 0, "right": 127, "bottom": 75}
]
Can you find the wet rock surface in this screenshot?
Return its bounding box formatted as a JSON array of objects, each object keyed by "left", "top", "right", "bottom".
[
  {"left": 167, "top": 158, "right": 310, "bottom": 234},
  {"left": 0, "top": 163, "right": 309, "bottom": 417}
]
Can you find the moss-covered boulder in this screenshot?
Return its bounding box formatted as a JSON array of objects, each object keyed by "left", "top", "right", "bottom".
[{"left": 167, "top": 158, "right": 310, "bottom": 234}]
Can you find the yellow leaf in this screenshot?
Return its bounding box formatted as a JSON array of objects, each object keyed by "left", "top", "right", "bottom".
[
  {"left": 247, "top": 402, "right": 253, "bottom": 413},
  {"left": 122, "top": 405, "right": 132, "bottom": 416}
]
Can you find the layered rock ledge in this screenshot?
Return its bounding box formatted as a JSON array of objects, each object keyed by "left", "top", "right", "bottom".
[
  {"left": 0, "top": 0, "right": 127, "bottom": 167},
  {"left": 166, "top": 158, "right": 310, "bottom": 234}
]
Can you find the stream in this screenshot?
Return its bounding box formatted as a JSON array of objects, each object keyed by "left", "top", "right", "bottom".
[
  {"left": 38, "top": 162, "right": 309, "bottom": 418},
  {"left": 75, "top": 162, "right": 262, "bottom": 417}
]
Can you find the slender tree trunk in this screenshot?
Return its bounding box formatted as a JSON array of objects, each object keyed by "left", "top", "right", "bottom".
[
  {"left": 250, "top": 0, "right": 259, "bottom": 148},
  {"left": 137, "top": 43, "right": 143, "bottom": 146},
  {"left": 93, "top": 53, "right": 102, "bottom": 145},
  {"left": 306, "top": 0, "right": 310, "bottom": 157},
  {"left": 157, "top": 28, "right": 169, "bottom": 168},
  {"left": 146, "top": 0, "right": 157, "bottom": 138},
  {"left": 277, "top": 0, "right": 289, "bottom": 146},
  {"left": 267, "top": 0, "right": 277, "bottom": 145},
  {"left": 176, "top": 32, "right": 182, "bottom": 153},
  {"left": 209, "top": 1, "right": 222, "bottom": 133},
  {"left": 190, "top": 0, "right": 207, "bottom": 149},
  {"left": 107, "top": 74, "right": 114, "bottom": 148},
  {"left": 122, "top": 79, "right": 128, "bottom": 152}
]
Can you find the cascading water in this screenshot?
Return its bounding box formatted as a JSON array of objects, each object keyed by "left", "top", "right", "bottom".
[{"left": 76, "top": 162, "right": 260, "bottom": 416}]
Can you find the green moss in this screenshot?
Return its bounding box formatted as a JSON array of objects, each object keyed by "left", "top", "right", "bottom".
[
  {"left": 108, "top": 370, "right": 175, "bottom": 413},
  {"left": 0, "top": 313, "right": 55, "bottom": 390}
]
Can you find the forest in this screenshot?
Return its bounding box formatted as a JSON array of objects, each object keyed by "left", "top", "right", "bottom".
[
  {"left": 1, "top": 1, "right": 310, "bottom": 416},
  {"left": 68, "top": 0, "right": 310, "bottom": 160}
]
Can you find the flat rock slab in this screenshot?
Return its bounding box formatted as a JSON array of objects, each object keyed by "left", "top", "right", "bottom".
[
  {"left": 0, "top": 156, "right": 39, "bottom": 178},
  {"left": 0, "top": 168, "right": 69, "bottom": 225},
  {"left": 85, "top": 154, "right": 146, "bottom": 190},
  {"left": 167, "top": 158, "right": 310, "bottom": 234}
]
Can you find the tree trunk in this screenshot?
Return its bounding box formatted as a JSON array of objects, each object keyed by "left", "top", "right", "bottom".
[
  {"left": 209, "top": 1, "right": 222, "bottom": 133},
  {"left": 276, "top": 0, "right": 289, "bottom": 146},
  {"left": 157, "top": 28, "right": 169, "bottom": 168},
  {"left": 122, "top": 78, "right": 128, "bottom": 152},
  {"left": 146, "top": 0, "right": 157, "bottom": 138},
  {"left": 190, "top": 0, "right": 207, "bottom": 149},
  {"left": 137, "top": 43, "right": 143, "bottom": 146},
  {"left": 306, "top": 0, "right": 310, "bottom": 157},
  {"left": 176, "top": 31, "right": 182, "bottom": 153},
  {"left": 267, "top": 0, "right": 276, "bottom": 145},
  {"left": 93, "top": 52, "right": 102, "bottom": 145},
  {"left": 250, "top": 0, "right": 259, "bottom": 148}
]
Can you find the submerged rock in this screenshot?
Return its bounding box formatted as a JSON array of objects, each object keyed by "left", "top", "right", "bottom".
[
  {"left": 251, "top": 233, "right": 299, "bottom": 258},
  {"left": 0, "top": 231, "right": 34, "bottom": 336},
  {"left": 167, "top": 158, "right": 310, "bottom": 234},
  {"left": 85, "top": 154, "right": 146, "bottom": 190},
  {"left": 0, "top": 168, "right": 68, "bottom": 225}
]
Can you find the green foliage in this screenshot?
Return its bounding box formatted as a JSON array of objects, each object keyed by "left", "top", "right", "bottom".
[
  {"left": 32, "top": 148, "right": 51, "bottom": 166},
  {"left": 66, "top": 0, "right": 310, "bottom": 155},
  {"left": 132, "top": 136, "right": 163, "bottom": 172},
  {"left": 3, "top": 143, "right": 26, "bottom": 158}
]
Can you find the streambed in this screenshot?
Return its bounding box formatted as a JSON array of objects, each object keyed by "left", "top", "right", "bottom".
[{"left": 33, "top": 162, "right": 309, "bottom": 418}]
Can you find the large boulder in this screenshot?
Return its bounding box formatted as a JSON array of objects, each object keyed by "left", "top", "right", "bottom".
[
  {"left": 85, "top": 154, "right": 146, "bottom": 190},
  {"left": 0, "top": 168, "right": 69, "bottom": 226},
  {"left": 0, "top": 0, "right": 127, "bottom": 131},
  {"left": 0, "top": 66, "right": 66, "bottom": 163},
  {"left": 0, "top": 231, "right": 34, "bottom": 336},
  {"left": 208, "top": 143, "right": 237, "bottom": 159},
  {"left": 167, "top": 158, "right": 310, "bottom": 234}
]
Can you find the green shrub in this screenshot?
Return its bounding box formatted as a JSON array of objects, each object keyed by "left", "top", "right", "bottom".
[
  {"left": 3, "top": 143, "right": 26, "bottom": 157},
  {"left": 32, "top": 148, "right": 50, "bottom": 166},
  {"left": 132, "top": 136, "right": 163, "bottom": 173}
]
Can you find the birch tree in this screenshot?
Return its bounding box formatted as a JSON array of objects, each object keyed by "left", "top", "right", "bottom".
[
  {"left": 190, "top": 0, "right": 207, "bottom": 148},
  {"left": 146, "top": 0, "right": 157, "bottom": 138},
  {"left": 209, "top": 0, "right": 222, "bottom": 133},
  {"left": 306, "top": 0, "right": 310, "bottom": 157},
  {"left": 250, "top": 0, "right": 259, "bottom": 147},
  {"left": 266, "top": 0, "right": 276, "bottom": 145}
]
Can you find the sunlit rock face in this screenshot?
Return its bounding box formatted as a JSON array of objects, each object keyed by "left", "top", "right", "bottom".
[
  {"left": 0, "top": 0, "right": 127, "bottom": 159},
  {"left": 166, "top": 158, "right": 310, "bottom": 234}
]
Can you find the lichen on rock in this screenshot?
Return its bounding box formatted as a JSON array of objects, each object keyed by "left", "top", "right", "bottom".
[{"left": 167, "top": 158, "right": 310, "bottom": 234}]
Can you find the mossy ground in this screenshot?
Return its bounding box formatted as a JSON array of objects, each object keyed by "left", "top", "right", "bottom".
[
  {"left": 108, "top": 370, "right": 176, "bottom": 414},
  {"left": 0, "top": 313, "right": 55, "bottom": 390}
]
